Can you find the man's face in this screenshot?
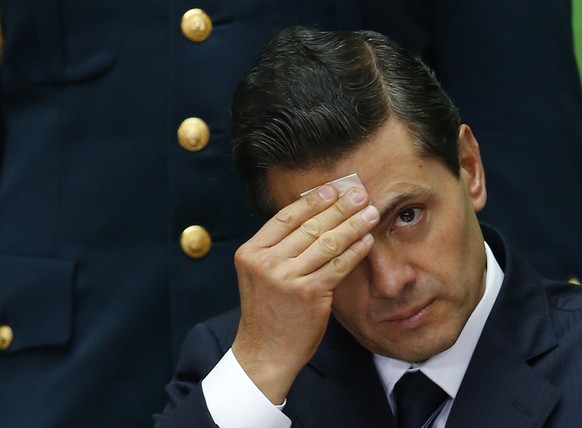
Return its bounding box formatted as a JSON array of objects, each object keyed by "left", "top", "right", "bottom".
[{"left": 266, "top": 118, "right": 488, "bottom": 362}]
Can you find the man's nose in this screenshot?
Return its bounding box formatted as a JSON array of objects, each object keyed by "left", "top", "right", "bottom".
[{"left": 365, "top": 243, "right": 416, "bottom": 298}]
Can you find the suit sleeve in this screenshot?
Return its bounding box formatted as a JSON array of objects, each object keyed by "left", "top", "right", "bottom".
[{"left": 153, "top": 322, "right": 225, "bottom": 428}]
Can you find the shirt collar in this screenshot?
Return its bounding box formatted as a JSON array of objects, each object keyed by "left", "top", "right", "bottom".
[{"left": 373, "top": 241, "right": 504, "bottom": 400}]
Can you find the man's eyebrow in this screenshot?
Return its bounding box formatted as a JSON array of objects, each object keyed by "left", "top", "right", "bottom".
[{"left": 377, "top": 187, "right": 434, "bottom": 222}]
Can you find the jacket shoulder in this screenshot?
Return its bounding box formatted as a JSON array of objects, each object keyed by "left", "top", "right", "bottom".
[
  {"left": 544, "top": 281, "right": 582, "bottom": 340},
  {"left": 545, "top": 280, "right": 582, "bottom": 311}
]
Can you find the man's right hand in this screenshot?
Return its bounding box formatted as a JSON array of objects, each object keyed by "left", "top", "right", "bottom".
[{"left": 231, "top": 184, "right": 380, "bottom": 404}]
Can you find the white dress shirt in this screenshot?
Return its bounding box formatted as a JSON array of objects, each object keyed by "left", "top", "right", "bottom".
[{"left": 202, "top": 242, "right": 504, "bottom": 428}]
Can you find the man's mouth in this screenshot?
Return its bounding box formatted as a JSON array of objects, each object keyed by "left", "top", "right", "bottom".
[{"left": 386, "top": 300, "right": 435, "bottom": 327}]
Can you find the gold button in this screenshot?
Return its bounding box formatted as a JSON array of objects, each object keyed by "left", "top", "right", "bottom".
[
  {"left": 181, "top": 9, "right": 213, "bottom": 42},
  {"left": 0, "top": 325, "right": 14, "bottom": 351},
  {"left": 568, "top": 277, "right": 581, "bottom": 285},
  {"left": 180, "top": 225, "right": 212, "bottom": 259},
  {"left": 177, "top": 117, "right": 210, "bottom": 152}
]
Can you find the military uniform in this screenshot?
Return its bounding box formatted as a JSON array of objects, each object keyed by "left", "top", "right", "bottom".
[{"left": 0, "top": 1, "right": 364, "bottom": 426}]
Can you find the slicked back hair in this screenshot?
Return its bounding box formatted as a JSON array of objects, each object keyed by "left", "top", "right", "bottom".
[{"left": 232, "top": 26, "right": 460, "bottom": 215}]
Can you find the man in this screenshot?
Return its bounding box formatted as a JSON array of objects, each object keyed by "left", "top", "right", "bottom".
[{"left": 155, "top": 27, "right": 582, "bottom": 427}]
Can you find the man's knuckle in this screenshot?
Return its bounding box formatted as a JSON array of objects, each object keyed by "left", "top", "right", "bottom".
[
  {"left": 319, "top": 231, "right": 340, "bottom": 254},
  {"left": 332, "top": 202, "right": 348, "bottom": 218},
  {"left": 347, "top": 216, "right": 362, "bottom": 233},
  {"left": 330, "top": 255, "right": 349, "bottom": 274},
  {"left": 256, "top": 252, "right": 277, "bottom": 271},
  {"left": 235, "top": 246, "right": 273, "bottom": 272},
  {"left": 300, "top": 217, "right": 321, "bottom": 239},
  {"left": 234, "top": 245, "right": 251, "bottom": 265},
  {"left": 274, "top": 207, "right": 295, "bottom": 227}
]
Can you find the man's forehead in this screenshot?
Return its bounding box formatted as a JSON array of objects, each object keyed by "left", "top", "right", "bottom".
[
  {"left": 299, "top": 173, "right": 366, "bottom": 198},
  {"left": 265, "top": 118, "right": 425, "bottom": 207}
]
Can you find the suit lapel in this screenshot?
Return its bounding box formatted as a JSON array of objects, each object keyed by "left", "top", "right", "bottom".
[
  {"left": 286, "top": 318, "right": 396, "bottom": 427},
  {"left": 447, "top": 226, "right": 560, "bottom": 427},
  {"left": 446, "top": 320, "right": 560, "bottom": 427}
]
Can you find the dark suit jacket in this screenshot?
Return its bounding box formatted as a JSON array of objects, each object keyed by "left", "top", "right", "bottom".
[
  {"left": 0, "top": 1, "right": 365, "bottom": 426},
  {"left": 155, "top": 225, "right": 582, "bottom": 427},
  {"left": 364, "top": 0, "right": 582, "bottom": 281}
]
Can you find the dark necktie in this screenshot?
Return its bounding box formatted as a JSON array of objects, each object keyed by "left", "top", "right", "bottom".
[{"left": 393, "top": 371, "right": 449, "bottom": 428}]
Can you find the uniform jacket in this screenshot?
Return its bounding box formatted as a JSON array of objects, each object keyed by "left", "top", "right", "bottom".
[
  {"left": 0, "top": 1, "right": 365, "bottom": 426},
  {"left": 364, "top": 0, "right": 582, "bottom": 281},
  {"left": 155, "top": 225, "right": 582, "bottom": 427}
]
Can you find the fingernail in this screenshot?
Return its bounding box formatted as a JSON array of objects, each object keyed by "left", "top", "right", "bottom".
[
  {"left": 361, "top": 205, "right": 379, "bottom": 222},
  {"left": 351, "top": 189, "right": 366, "bottom": 204},
  {"left": 362, "top": 233, "right": 374, "bottom": 244},
  {"left": 317, "top": 185, "right": 335, "bottom": 200}
]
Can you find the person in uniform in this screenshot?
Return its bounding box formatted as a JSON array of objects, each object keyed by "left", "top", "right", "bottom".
[{"left": 0, "top": 2, "right": 367, "bottom": 426}]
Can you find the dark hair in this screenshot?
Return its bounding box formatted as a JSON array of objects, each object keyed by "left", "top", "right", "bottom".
[{"left": 232, "top": 26, "right": 460, "bottom": 214}]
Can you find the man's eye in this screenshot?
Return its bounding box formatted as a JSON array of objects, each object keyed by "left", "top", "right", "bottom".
[{"left": 394, "top": 207, "right": 421, "bottom": 228}]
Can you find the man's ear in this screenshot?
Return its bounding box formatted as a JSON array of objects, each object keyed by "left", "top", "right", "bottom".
[{"left": 458, "top": 124, "right": 487, "bottom": 212}]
